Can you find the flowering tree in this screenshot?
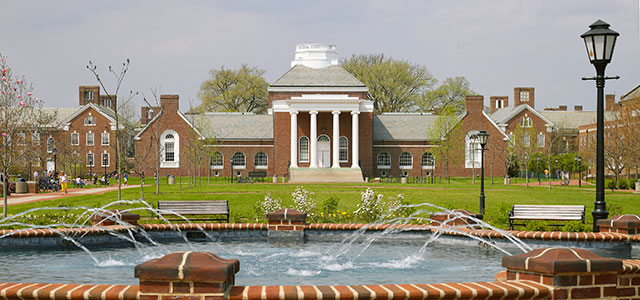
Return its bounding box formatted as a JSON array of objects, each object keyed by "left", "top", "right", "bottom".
[{"left": 0, "top": 54, "right": 46, "bottom": 217}]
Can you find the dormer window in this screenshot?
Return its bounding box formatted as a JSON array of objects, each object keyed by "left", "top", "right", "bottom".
[{"left": 84, "top": 114, "right": 96, "bottom": 126}]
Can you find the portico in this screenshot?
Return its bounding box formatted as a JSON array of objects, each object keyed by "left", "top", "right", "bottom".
[{"left": 277, "top": 94, "right": 371, "bottom": 169}]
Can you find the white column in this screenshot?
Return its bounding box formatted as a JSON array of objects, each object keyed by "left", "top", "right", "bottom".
[
  {"left": 332, "top": 111, "right": 341, "bottom": 168},
  {"left": 290, "top": 111, "right": 298, "bottom": 168},
  {"left": 351, "top": 111, "right": 360, "bottom": 168},
  {"left": 309, "top": 111, "right": 318, "bottom": 168}
]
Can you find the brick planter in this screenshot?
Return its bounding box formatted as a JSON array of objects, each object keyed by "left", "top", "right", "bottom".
[
  {"left": 266, "top": 208, "right": 306, "bottom": 242},
  {"left": 91, "top": 209, "right": 141, "bottom": 226},
  {"left": 598, "top": 215, "right": 640, "bottom": 234},
  {"left": 135, "top": 251, "right": 239, "bottom": 300},
  {"left": 429, "top": 209, "right": 479, "bottom": 227},
  {"left": 502, "top": 247, "right": 628, "bottom": 299}
]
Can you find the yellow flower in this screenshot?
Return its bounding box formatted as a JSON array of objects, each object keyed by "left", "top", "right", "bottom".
[{"left": 341, "top": 212, "right": 347, "bottom": 215}]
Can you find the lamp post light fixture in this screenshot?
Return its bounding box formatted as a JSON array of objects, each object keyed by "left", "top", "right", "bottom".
[
  {"left": 581, "top": 20, "right": 619, "bottom": 232},
  {"left": 575, "top": 156, "right": 582, "bottom": 188},
  {"left": 476, "top": 130, "right": 489, "bottom": 219}
]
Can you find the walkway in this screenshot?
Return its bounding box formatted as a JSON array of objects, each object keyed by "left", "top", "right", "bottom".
[{"left": 0, "top": 185, "right": 139, "bottom": 207}]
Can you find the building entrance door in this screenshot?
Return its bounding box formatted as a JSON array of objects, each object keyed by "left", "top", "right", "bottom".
[{"left": 317, "top": 135, "right": 330, "bottom": 168}]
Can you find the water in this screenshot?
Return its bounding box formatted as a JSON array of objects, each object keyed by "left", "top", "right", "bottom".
[{"left": 0, "top": 240, "right": 506, "bottom": 285}]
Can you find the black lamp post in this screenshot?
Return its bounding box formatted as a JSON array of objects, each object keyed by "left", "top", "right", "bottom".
[
  {"left": 477, "top": 130, "right": 489, "bottom": 219},
  {"left": 230, "top": 158, "right": 234, "bottom": 183},
  {"left": 575, "top": 156, "right": 582, "bottom": 187},
  {"left": 581, "top": 20, "right": 619, "bottom": 231},
  {"left": 555, "top": 158, "right": 559, "bottom": 180}
]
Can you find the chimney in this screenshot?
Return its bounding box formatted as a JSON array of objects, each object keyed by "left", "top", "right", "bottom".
[
  {"left": 141, "top": 106, "right": 160, "bottom": 125},
  {"left": 513, "top": 87, "right": 535, "bottom": 108},
  {"left": 160, "top": 94, "right": 180, "bottom": 112},
  {"left": 79, "top": 86, "right": 100, "bottom": 106},
  {"left": 574, "top": 105, "right": 583, "bottom": 111},
  {"left": 605, "top": 94, "right": 620, "bottom": 111},
  {"left": 99, "top": 94, "right": 117, "bottom": 111},
  {"left": 465, "top": 95, "right": 484, "bottom": 113},
  {"left": 558, "top": 105, "right": 567, "bottom": 111},
  {"left": 489, "top": 96, "right": 508, "bottom": 113}
]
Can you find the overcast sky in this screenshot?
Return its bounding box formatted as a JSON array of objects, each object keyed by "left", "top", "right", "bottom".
[{"left": 2, "top": 1, "right": 639, "bottom": 113}]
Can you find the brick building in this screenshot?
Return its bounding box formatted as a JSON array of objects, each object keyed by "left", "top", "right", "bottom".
[{"left": 133, "top": 43, "right": 609, "bottom": 182}]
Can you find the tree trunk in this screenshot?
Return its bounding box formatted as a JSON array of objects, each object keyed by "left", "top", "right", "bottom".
[
  {"left": 3, "top": 167, "right": 7, "bottom": 218},
  {"left": 445, "top": 160, "right": 449, "bottom": 184},
  {"left": 140, "top": 174, "right": 145, "bottom": 200},
  {"left": 525, "top": 160, "right": 529, "bottom": 188}
]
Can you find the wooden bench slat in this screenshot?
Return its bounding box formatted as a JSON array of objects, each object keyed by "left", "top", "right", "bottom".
[
  {"left": 508, "top": 204, "right": 585, "bottom": 229},
  {"left": 157, "top": 200, "right": 229, "bottom": 223}
]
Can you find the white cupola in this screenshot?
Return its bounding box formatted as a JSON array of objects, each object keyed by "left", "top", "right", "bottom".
[{"left": 291, "top": 43, "right": 339, "bottom": 69}]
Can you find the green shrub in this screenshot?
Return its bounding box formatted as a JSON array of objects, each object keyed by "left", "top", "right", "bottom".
[
  {"left": 606, "top": 180, "right": 616, "bottom": 191},
  {"left": 525, "top": 220, "right": 548, "bottom": 232},
  {"left": 607, "top": 203, "right": 623, "bottom": 218},
  {"left": 484, "top": 203, "right": 511, "bottom": 229},
  {"left": 561, "top": 222, "right": 589, "bottom": 232},
  {"left": 618, "top": 179, "right": 629, "bottom": 190}
]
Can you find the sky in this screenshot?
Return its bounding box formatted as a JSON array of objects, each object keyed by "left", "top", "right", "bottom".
[{"left": 2, "top": 0, "right": 639, "bottom": 113}]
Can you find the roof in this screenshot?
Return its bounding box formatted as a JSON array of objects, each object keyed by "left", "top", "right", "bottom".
[
  {"left": 621, "top": 84, "right": 640, "bottom": 103},
  {"left": 270, "top": 65, "right": 366, "bottom": 87},
  {"left": 540, "top": 110, "right": 618, "bottom": 128},
  {"left": 373, "top": 113, "right": 440, "bottom": 141},
  {"left": 202, "top": 113, "right": 273, "bottom": 140},
  {"left": 40, "top": 107, "right": 79, "bottom": 127},
  {"left": 489, "top": 104, "right": 553, "bottom": 125}
]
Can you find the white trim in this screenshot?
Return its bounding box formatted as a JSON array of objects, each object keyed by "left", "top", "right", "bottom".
[
  {"left": 255, "top": 166, "right": 268, "bottom": 170},
  {"left": 160, "top": 130, "right": 179, "bottom": 168},
  {"left": 178, "top": 111, "right": 204, "bottom": 139},
  {"left": 101, "top": 152, "right": 110, "bottom": 167},
  {"left": 59, "top": 103, "right": 120, "bottom": 130},
  {"left": 268, "top": 86, "right": 368, "bottom": 93},
  {"left": 254, "top": 152, "right": 268, "bottom": 169},
  {"left": 134, "top": 110, "right": 163, "bottom": 140},
  {"left": 495, "top": 104, "right": 554, "bottom": 127},
  {"left": 338, "top": 136, "right": 348, "bottom": 162},
  {"left": 377, "top": 165, "right": 391, "bottom": 169},
  {"left": 482, "top": 111, "right": 510, "bottom": 139}
]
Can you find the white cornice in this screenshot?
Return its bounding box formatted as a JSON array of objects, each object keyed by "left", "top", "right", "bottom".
[{"left": 268, "top": 86, "right": 368, "bottom": 93}]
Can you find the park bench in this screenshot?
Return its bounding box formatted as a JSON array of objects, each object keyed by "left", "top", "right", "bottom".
[
  {"left": 157, "top": 200, "right": 229, "bottom": 222},
  {"left": 508, "top": 204, "right": 585, "bottom": 230}
]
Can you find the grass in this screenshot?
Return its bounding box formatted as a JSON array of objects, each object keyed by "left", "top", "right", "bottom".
[{"left": 3, "top": 176, "right": 638, "bottom": 230}]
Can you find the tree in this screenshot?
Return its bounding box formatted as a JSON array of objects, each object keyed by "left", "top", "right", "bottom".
[
  {"left": 419, "top": 77, "right": 475, "bottom": 113},
  {"left": 510, "top": 124, "right": 537, "bottom": 187},
  {"left": 0, "top": 54, "right": 47, "bottom": 216},
  {"left": 197, "top": 65, "right": 268, "bottom": 114},
  {"left": 87, "top": 59, "right": 138, "bottom": 201},
  {"left": 427, "top": 108, "right": 464, "bottom": 182},
  {"left": 341, "top": 54, "right": 436, "bottom": 113}
]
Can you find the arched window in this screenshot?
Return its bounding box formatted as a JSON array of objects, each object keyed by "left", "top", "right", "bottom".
[
  {"left": 255, "top": 152, "right": 268, "bottom": 169},
  {"left": 299, "top": 136, "right": 309, "bottom": 162},
  {"left": 421, "top": 152, "right": 434, "bottom": 169},
  {"left": 399, "top": 152, "right": 413, "bottom": 169},
  {"left": 377, "top": 152, "right": 391, "bottom": 169},
  {"left": 465, "top": 131, "right": 482, "bottom": 168},
  {"left": 232, "top": 152, "right": 246, "bottom": 168},
  {"left": 84, "top": 114, "right": 96, "bottom": 126},
  {"left": 210, "top": 152, "right": 223, "bottom": 169},
  {"left": 520, "top": 115, "right": 532, "bottom": 127},
  {"left": 339, "top": 136, "right": 348, "bottom": 162},
  {"left": 160, "top": 130, "right": 179, "bottom": 168},
  {"left": 318, "top": 135, "right": 330, "bottom": 142},
  {"left": 47, "top": 137, "right": 55, "bottom": 153}
]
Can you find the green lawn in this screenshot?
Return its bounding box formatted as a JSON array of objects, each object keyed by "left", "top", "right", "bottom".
[{"left": 3, "top": 177, "right": 639, "bottom": 230}]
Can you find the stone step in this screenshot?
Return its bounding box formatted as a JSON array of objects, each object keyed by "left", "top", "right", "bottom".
[{"left": 289, "top": 167, "right": 364, "bottom": 183}]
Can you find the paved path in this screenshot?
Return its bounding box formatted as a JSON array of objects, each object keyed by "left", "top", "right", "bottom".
[{"left": 0, "top": 185, "right": 139, "bottom": 207}]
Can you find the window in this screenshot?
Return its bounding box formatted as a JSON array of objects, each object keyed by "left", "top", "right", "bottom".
[
  {"left": 232, "top": 152, "right": 246, "bottom": 168},
  {"left": 537, "top": 133, "right": 545, "bottom": 148},
  {"left": 520, "top": 91, "right": 529, "bottom": 102},
  {"left": 465, "top": 131, "right": 482, "bottom": 168},
  {"left": 101, "top": 132, "right": 109, "bottom": 146},
  {"left": 299, "top": 136, "right": 309, "bottom": 162},
  {"left": 17, "top": 132, "right": 25, "bottom": 146},
  {"left": 210, "top": 152, "right": 224, "bottom": 169},
  {"left": 562, "top": 140, "right": 569, "bottom": 153},
  {"left": 255, "top": 152, "right": 268, "bottom": 169},
  {"left": 421, "top": 152, "right": 434, "bottom": 169},
  {"left": 377, "top": 152, "right": 391, "bottom": 169},
  {"left": 102, "top": 97, "right": 112, "bottom": 108},
  {"left": 47, "top": 137, "right": 55, "bottom": 153},
  {"left": 523, "top": 133, "right": 530, "bottom": 147},
  {"left": 71, "top": 133, "right": 79, "bottom": 145},
  {"left": 101, "top": 152, "right": 109, "bottom": 167},
  {"left": 86, "top": 132, "right": 94, "bottom": 146},
  {"left": 161, "top": 130, "right": 179, "bottom": 168},
  {"left": 339, "top": 136, "right": 348, "bottom": 162},
  {"left": 84, "top": 114, "right": 96, "bottom": 126},
  {"left": 32, "top": 132, "right": 40, "bottom": 145},
  {"left": 520, "top": 115, "right": 532, "bottom": 127},
  {"left": 84, "top": 90, "right": 94, "bottom": 101},
  {"left": 399, "top": 152, "right": 413, "bottom": 169},
  {"left": 495, "top": 99, "right": 505, "bottom": 109},
  {"left": 86, "top": 153, "right": 94, "bottom": 167}
]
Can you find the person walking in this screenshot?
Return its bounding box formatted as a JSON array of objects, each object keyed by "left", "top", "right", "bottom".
[{"left": 60, "top": 171, "right": 68, "bottom": 194}]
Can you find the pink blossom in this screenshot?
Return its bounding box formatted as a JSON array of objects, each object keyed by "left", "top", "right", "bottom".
[
  {"left": 19, "top": 101, "right": 24, "bottom": 106},
  {"left": 27, "top": 92, "right": 32, "bottom": 96},
  {"left": 17, "top": 95, "right": 21, "bottom": 99},
  {"left": 2, "top": 133, "right": 7, "bottom": 137},
  {"left": 1, "top": 77, "right": 5, "bottom": 81},
  {"left": 2, "top": 68, "right": 7, "bottom": 72},
  {"left": 35, "top": 97, "right": 39, "bottom": 101},
  {"left": 13, "top": 87, "right": 16, "bottom": 91}
]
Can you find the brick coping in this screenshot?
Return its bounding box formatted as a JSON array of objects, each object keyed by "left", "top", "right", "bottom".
[
  {"left": 0, "top": 280, "right": 551, "bottom": 300},
  {"left": 0, "top": 222, "right": 638, "bottom": 244}
]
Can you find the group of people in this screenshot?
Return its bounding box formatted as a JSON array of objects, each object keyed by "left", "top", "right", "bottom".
[{"left": 32, "top": 170, "right": 130, "bottom": 195}]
